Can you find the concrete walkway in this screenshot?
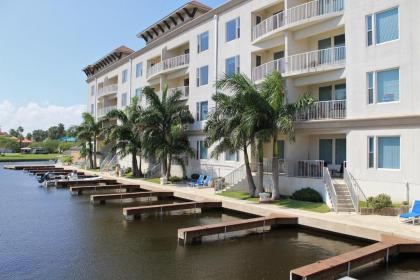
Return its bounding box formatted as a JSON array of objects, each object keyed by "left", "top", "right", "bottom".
[{"left": 64, "top": 166, "right": 420, "bottom": 242}]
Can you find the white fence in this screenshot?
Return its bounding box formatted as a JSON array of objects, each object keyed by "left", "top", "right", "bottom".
[
  {"left": 252, "top": 11, "right": 285, "bottom": 41},
  {"left": 147, "top": 54, "right": 190, "bottom": 78},
  {"left": 295, "top": 100, "right": 346, "bottom": 121},
  {"left": 252, "top": 58, "right": 285, "bottom": 82}
]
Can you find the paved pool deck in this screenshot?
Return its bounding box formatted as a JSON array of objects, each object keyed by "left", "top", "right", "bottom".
[{"left": 64, "top": 166, "right": 420, "bottom": 242}]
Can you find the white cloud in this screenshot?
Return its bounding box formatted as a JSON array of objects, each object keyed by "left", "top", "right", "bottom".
[{"left": 0, "top": 100, "right": 86, "bottom": 133}]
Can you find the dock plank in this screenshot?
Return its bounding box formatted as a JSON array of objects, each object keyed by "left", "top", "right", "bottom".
[
  {"left": 55, "top": 179, "right": 117, "bottom": 187},
  {"left": 90, "top": 191, "right": 173, "bottom": 204},
  {"left": 70, "top": 184, "right": 141, "bottom": 195}
]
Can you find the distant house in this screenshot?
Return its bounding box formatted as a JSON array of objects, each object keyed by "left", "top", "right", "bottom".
[{"left": 31, "top": 147, "right": 48, "bottom": 154}]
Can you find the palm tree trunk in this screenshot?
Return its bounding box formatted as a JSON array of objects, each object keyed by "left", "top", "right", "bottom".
[
  {"left": 138, "top": 146, "right": 143, "bottom": 177},
  {"left": 161, "top": 153, "right": 167, "bottom": 178},
  {"left": 256, "top": 139, "right": 265, "bottom": 194},
  {"left": 93, "top": 135, "right": 97, "bottom": 169},
  {"left": 88, "top": 141, "right": 94, "bottom": 169},
  {"left": 243, "top": 145, "right": 256, "bottom": 197},
  {"left": 166, "top": 154, "right": 172, "bottom": 178},
  {"left": 132, "top": 148, "right": 139, "bottom": 177},
  {"left": 271, "top": 135, "right": 280, "bottom": 200}
]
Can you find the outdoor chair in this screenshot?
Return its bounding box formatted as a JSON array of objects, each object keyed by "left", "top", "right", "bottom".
[
  {"left": 189, "top": 175, "right": 204, "bottom": 187},
  {"left": 399, "top": 200, "right": 420, "bottom": 225}
]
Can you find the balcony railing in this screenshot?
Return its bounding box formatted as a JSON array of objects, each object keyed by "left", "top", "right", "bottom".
[
  {"left": 251, "top": 0, "right": 344, "bottom": 41},
  {"left": 168, "top": 86, "right": 189, "bottom": 99},
  {"left": 97, "top": 105, "right": 117, "bottom": 117},
  {"left": 286, "top": 46, "right": 346, "bottom": 74},
  {"left": 287, "top": 0, "right": 344, "bottom": 25},
  {"left": 98, "top": 84, "right": 118, "bottom": 97},
  {"left": 295, "top": 100, "right": 346, "bottom": 121},
  {"left": 255, "top": 159, "right": 324, "bottom": 178},
  {"left": 252, "top": 58, "right": 285, "bottom": 82},
  {"left": 146, "top": 54, "right": 190, "bottom": 79},
  {"left": 252, "top": 11, "right": 285, "bottom": 41}
]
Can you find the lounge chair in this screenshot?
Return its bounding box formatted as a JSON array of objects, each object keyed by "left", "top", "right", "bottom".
[
  {"left": 189, "top": 175, "right": 204, "bottom": 187},
  {"left": 399, "top": 200, "right": 420, "bottom": 225},
  {"left": 196, "top": 175, "right": 212, "bottom": 188}
]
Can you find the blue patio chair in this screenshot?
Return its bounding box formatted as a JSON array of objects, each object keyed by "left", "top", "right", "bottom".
[
  {"left": 189, "top": 175, "right": 204, "bottom": 187},
  {"left": 203, "top": 175, "right": 212, "bottom": 187},
  {"left": 399, "top": 200, "right": 420, "bottom": 225}
]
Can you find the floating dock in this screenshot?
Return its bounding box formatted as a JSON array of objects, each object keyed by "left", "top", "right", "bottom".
[
  {"left": 178, "top": 214, "right": 297, "bottom": 245},
  {"left": 290, "top": 235, "right": 420, "bottom": 280},
  {"left": 90, "top": 191, "right": 173, "bottom": 204},
  {"left": 4, "top": 165, "right": 56, "bottom": 170},
  {"left": 70, "top": 184, "right": 141, "bottom": 195},
  {"left": 56, "top": 179, "right": 118, "bottom": 187},
  {"left": 123, "top": 201, "right": 222, "bottom": 220}
]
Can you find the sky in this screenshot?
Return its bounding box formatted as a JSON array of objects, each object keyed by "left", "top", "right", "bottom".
[{"left": 0, "top": 0, "right": 226, "bottom": 133}]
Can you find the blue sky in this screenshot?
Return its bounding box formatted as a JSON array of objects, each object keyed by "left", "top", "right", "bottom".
[{"left": 0, "top": 0, "right": 226, "bottom": 132}]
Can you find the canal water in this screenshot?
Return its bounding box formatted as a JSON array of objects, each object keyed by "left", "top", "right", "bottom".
[{"left": 0, "top": 162, "right": 419, "bottom": 280}]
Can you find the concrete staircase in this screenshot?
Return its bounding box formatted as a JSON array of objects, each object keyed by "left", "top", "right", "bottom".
[{"left": 333, "top": 178, "right": 355, "bottom": 212}]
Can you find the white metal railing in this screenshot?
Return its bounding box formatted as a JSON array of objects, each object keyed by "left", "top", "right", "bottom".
[
  {"left": 146, "top": 54, "right": 190, "bottom": 78},
  {"left": 168, "top": 86, "right": 189, "bottom": 99},
  {"left": 324, "top": 167, "right": 338, "bottom": 212},
  {"left": 252, "top": 11, "right": 285, "bottom": 41},
  {"left": 295, "top": 100, "right": 346, "bottom": 121},
  {"left": 287, "top": 160, "right": 325, "bottom": 178},
  {"left": 100, "top": 153, "right": 118, "bottom": 174},
  {"left": 223, "top": 163, "right": 246, "bottom": 191},
  {"left": 287, "top": 0, "right": 344, "bottom": 25},
  {"left": 286, "top": 46, "right": 346, "bottom": 74},
  {"left": 145, "top": 163, "right": 161, "bottom": 178},
  {"left": 252, "top": 58, "right": 285, "bottom": 82},
  {"left": 98, "top": 84, "right": 118, "bottom": 97},
  {"left": 97, "top": 105, "right": 118, "bottom": 117},
  {"left": 343, "top": 164, "right": 367, "bottom": 213}
]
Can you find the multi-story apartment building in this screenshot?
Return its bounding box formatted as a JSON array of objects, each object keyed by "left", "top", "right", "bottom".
[{"left": 83, "top": 0, "right": 420, "bottom": 209}]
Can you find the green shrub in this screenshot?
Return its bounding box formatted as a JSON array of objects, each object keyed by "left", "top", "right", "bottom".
[
  {"left": 61, "top": 156, "right": 73, "bottom": 165},
  {"left": 125, "top": 167, "right": 132, "bottom": 174},
  {"left": 29, "top": 139, "right": 60, "bottom": 153},
  {"left": 367, "top": 194, "right": 392, "bottom": 209},
  {"left": 292, "top": 188, "right": 323, "bottom": 203},
  {"left": 58, "top": 142, "right": 77, "bottom": 153},
  {"left": 169, "top": 176, "right": 183, "bottom": 182},
  {"left": 191, "top": 173, "right": 199, "bottom": 180},
  {"left": 402, "top": 201, "right": 409, "bottom": 206}
]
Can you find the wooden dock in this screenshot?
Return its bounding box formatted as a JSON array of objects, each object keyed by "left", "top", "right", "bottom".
[
  {"left": 178, "top": 214, "right": 297, "bottom": 245},
  {"left": 70, "top": 184, "right": 141, "bottom": 195},
  {"left": 4, "top": 165, "right": 56, "bottom": 170},
  {"left": 90, "top": 191, "right": 173, "bottom": 204},
  {"left": 55, "top": 179, "right": 117, "bottom": 187},
  {"left": 123, "top": 201, "right": 222, "bottom": 220},
  {"left": 290, "top": 235, "right": 420, "bottom": 280}
]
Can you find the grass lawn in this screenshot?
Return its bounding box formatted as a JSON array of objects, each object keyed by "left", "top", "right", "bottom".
[
  {"left": 0, "top": 153, "right": 60, "bottom": 162},
  {"left": 218, "top": 191, "right": 330, "bottom": 213},
  {"left": 143, "top": 177, "right": 161, "bottom": 184}
]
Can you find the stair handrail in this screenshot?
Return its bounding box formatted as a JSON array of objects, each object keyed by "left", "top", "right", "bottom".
[
  {"left": 145, "top": 163, "right": 161, "bottom": 178},
  {"left": 343, "top": 164, "right": 367, "bottom": 213},
  {"left": 100, "top": 153, "right": 113, "bottom": 173},
  {"left": 101, "top": 154, "right": 118, "bottom": 174},
  {"left": 222, "top": 163, "right": 246, "bottom": 191},
  {"left": 323, "top": 167, "right": 338, "bottom": 212}
]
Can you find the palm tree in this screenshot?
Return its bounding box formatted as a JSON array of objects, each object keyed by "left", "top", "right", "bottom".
[
  {"left": 205, "top": 73, "right": 271, "bottom": 197},
  {"left": 100, "top": 96, "right": 144, "bottom": 177},
  {"left": 76, "top": 112, "right": 100, "bottom": 169},
  {"left": 141, "top": 85, "right": 194, "bottom": 179},
  {"left": 260, "top": 71, "right": 313, "bottom": 199}
]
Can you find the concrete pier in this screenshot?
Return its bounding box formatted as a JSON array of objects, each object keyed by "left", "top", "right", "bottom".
[
  {"left": 177, "top": 214, "right": 297, "bottom": 245},
  {"left": 123, "top": 201, "right": 222, "bottom": 220},
  {"left": 90, "top": 191, "right": 173, "bottom": 204},
  {"left": 69, "top": 184, "right": 141, "bottom": 195}
]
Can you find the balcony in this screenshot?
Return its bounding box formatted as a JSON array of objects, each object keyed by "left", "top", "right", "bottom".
[
  {"left": 168, "top": 86, "right": 189, "bottom": 100},
  {"left": 252, "top": 58, "right": 285, "bottom": 82},
  {"left": 295, "top": 100, "right": 346, "bottom": 121},
  {"left": 98, "top": 84, "right": 118, "bottom": 98},
  {"left": 252, "top": 0, "right": 344, "bottom": 43},
  {"left": 255, "top": 158, "right": 325, "bottom": 179},
  {"left": 97, "top": 105, "right": 117, "bottom": 118},
  {"left": 253, "top": 46, "right": 345, "bottom": 81},
  {"left": 146, "top": 54, "right": 190, "bottom": 80}
]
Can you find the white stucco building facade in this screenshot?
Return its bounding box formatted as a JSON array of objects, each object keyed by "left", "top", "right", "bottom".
[{"left": 83, "top": 0, "right": 420, "bottom": 206}]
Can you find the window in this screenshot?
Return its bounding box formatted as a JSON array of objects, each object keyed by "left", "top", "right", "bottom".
[
  {"left": 334, "top": 84, "right": 346, "bottom": 100},
  {"left": 121, "top": 93, "right": 127, "bottom": 107},
  {"left": 91, "top": 85, "right": 95, "bottom": 96},
  {"left": 135, "top": 63, "right": 142, "bottom": 78},
  {"left": 366, "top": 7, "right": 399, "bottom": 46},
  {"left": 225, "top": 151, "right": 238, "bottom": 161},
  {"left": 367, "top": 72, "right": 374, "bottom": 104},
  {"left": 197, "top": 31, "right": 209, "bottom": 53},
  {"left": 378, "top": 136, "right": 400, "bottom": 169},
  {"left": 226, "top": 17, "right": 240, "bottom": 42},
  {"left": 319, "top": 139, "right": 333, "bottom": 165},
  {"left": 135, "top": 88, "right": 142, "bottom": 100},
  {"left": 225, "top": 56, "right": 240, "bottom": 76},
  {"left": 367, "top": 68, "right": 399, "bottom": 104},
  {"left": 277, "top": 140, "right": 285, "bottom": 160},
  {"left": 368, "top": 136, "right": 375, "bottom": 168},
  {"left": 196, "top": 66, "right": 209, "bottom": 87},
  {"left": 198, "top": 141, "right": 208, "bottom": 159},
  {"left": 196, "top": 101, "right": 208, "bottom": 121},
  {"left": 122, "top": 69, "right": 128, "bottom": 83},
  {"left": 90, "top": 104, "right": 95, "bottom": 115}
]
